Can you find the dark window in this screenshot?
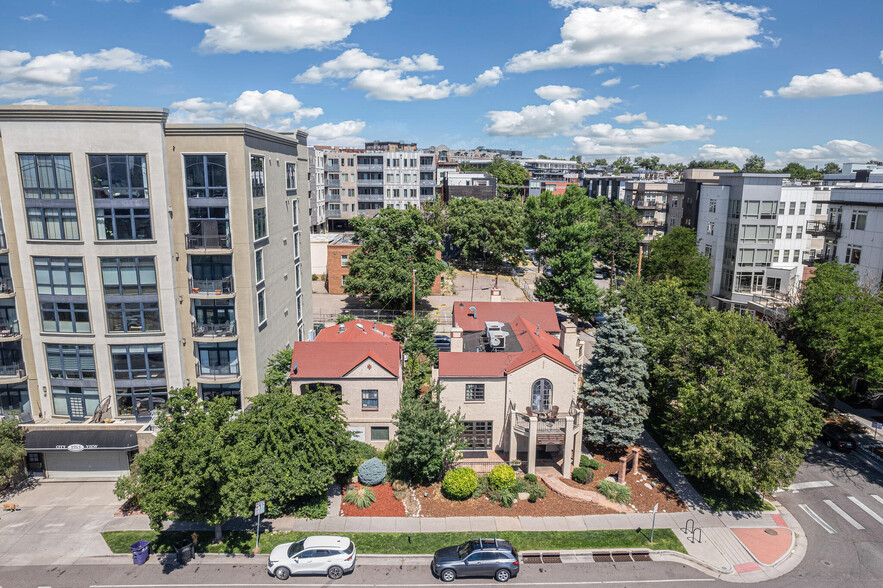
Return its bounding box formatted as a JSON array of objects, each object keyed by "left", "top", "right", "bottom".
[
  {"left": 111, "top": 344, "right": 166, "bottom": 380},
  {"left": 45, "top": 344, "right": 96, "bottom": 379},
  {"left": 286, "top": 162, "right": 297, "bottom": 190},
  {"left": 40, "top": 302, "right": 90, "bottom": 333},
  {"left": 184, "top": 155, "right": 228, "bottom": 198},
  {"left": 88, "top": 155, "right": 148, "bottom": 199},
  {"left": 465, "top": 383, "right": 485, "bottom": 402},
  {"left": 115, "top": 386, "right": 167, "bottom": 419},
  {"left": 19, "top": 154, "right": 74, "bottom": 199},
  {"left": 253, "top": 207, "right": 267, "bottom": 240},
  {"left": 198, "top": 342, "right": 239, "bottom": 375},
  {"left": 0, "top": 384, "right": 29, "bottom": 414},
  {"left": 34, "top": 258, "right": 86, "bottom": 295},
  {"left": 362, "top": 389, "right": 378, "bottom": 410},
  {"left": 101, "top": 258, "right": 160, "bottom": 333},
  {"left": 461, "top": 421, "right": 492, "bottom": 449},
  {"left": 251, "top": 156, "right": 265, "bottom": 198},
  {"left": 371, "top": 426, "right": 389, "bottom": 441},
  {"left": 95, "top": 207, "right": 152, "bottom": 240}
]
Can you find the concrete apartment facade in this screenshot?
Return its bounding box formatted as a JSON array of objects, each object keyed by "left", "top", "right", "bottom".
[
  {"left": 307, "top": 147, "right": 327, "bottom": 233},
  {"left": 319, "top": 148, "right": 359, "bottom": 231},
  {"left": 818, "top": 184, "right": 883, "bottom": 292},
  {"left": 523, "top": 159, "right": 580, "bottom": 197},
  {"left": 0, "top": 106, "right": 312, "bottom": 478},
  {"left": 623, "top": 181, "right": 685, "bottom": 245}
]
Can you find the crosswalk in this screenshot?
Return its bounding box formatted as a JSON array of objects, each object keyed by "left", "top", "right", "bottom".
[{"left": 798, "top": 495, "right": 883, "bottom": 534}]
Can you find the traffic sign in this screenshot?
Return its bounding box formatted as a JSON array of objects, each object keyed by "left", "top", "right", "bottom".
[
  {"left": 255, "top": 500, "right": 266, "bottom": 516},
  {"left": 872, "top": 422, "right": 882, "bottom": 429}
]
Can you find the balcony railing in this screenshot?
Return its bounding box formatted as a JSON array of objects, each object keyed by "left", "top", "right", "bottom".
[
  {"left": 327, "top": 209, "right": 342, "bottom": 218},
  {"left": 358, "top": 179, "right": 383, "bottom": 187},
  {"left": 325, "top": 178, "right": 341, "bottom": 188},
  {"left": 637, "top": 218, "right": 659, "bottom": 226},
  {"left": 0, "top": 278, "right": 12, "bottom": 295},
  {"left": 0, "top": 320, "right": 20, "bottom": 337},
  {"left": 192, "top": 321, "right": 236, "bottom": 338},
  {"left": 420, "top": 180, "right": 437, "bottom": 187},
  {"left": 186, "top": 234, "right": 232, "bottom": 250},
  {"left": 806, "top": 221, "right": 841, "bottom": 239},
  {"left": 189, "top": 276, "right": 234, "bottom": 295},
  {"left": 0, "top": 362, "right": 25, "bottom": 378},
  {"left": 420, "top": 164, "right": 435, "bottom": 172},
  {"left": 197, "top": 362, "right": 241, "bottom": 378},
  {"left": 326, "top": 193, "right": 341, "bottom": 203},
  {"left": 357, "top": 163, "right": 383, "bottom": 172},
  {"left": 358, "top": 193, "right": 384, "bottom": 202},
  {"left": 325, "top": 163, "right": 341, "bottom": 172},
  {"left": 805, "top": 254, "right": 830, "bottom": 266}
]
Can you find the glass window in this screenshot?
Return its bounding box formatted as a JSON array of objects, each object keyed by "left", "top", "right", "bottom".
[
  {"left": 465, "top": 383, "right": 485, "bottom": 401},
  {"left": 115, "top": 386, "right": 167, "bottom": 420},
  {"left": 850, "top": 211, "right": 867, "bottom": 231},
  {"left": 257, "top": 289, "right": 266, "bottom": 324},
  {"left": 757, "top": 226, "right": 774, "bottom": 243},
  {"left": 371, "top": 426, "right": 390, "bottom": 441},
  {"left": 744, "top": 201, "right": 759, "bottom": 217},
  {"left": 362, "top": 389, "right": 378, "bottom": 409},
  {"left": 778, "top": 201, "right": 786, "bottom": 216},
  {"left": 45, "top": 344, "right": 96, "bottom": 380},
  {"left": 88, "top": 155, "right": 148, "bottom": 199},
  {"left": 105, "top": 302, "right": 160, "bottom": 333},
  {"left": 253, "top": 207, "right": 267, "bottom": 240},
  {"left": 251, "top": 156, "right": 265, "bottom": 198},
  {"left": 51, "top": 386, "right": 100, "bottom": 418},
  {"left": 95, "top": 207, "right": 152, "bottom": 240},
  {"left": 111, "top": 344, "right": 166, "bottom": 381},
  {"left": 846, "top": 246, "right": 861, "bottom": 265},
  {"left": 184, "top": 155, "right": 227, "bottom": 198},
  {"left": 26, "top": 207, "right": 79, "bottom": 240},
  {"left": 531, "top": 379, "right": 552, "bottom": 412},
  {"left": 341, "top": 255, "right": 348, "bottom": 267},
  {"left": 286, "top": 162, "right": 297, "bottom": 190},
  {"left": 789, "top": 202, "right": 796, "bottom": 215},
  {"left": 101, "top": 258, "right": 157, "bottom": 295},
  {"left": 775, "top": 226, "right": 782, "bottom": 239},
  {"left": 255, "top": 249, "right": 264, "bottom": 283},
  {"left": 760, "top": 201, "right": 777, "bottom": 219},
  {"left": 796, "top": 226, "right": 803, "bottom": 239},
  {"left": 19, "top": 154, "right": 74, "bottom": 199},
  {"left": 198, "top": 342, "right": 239, "bottom": 375},
  {"left": 34, "top": 258, "right": 86, "bottom": 295},
  {"left": 708, "top": 200, "right": 716, "bottom": 213},
  {"left": 739, "top": 249, "right": 755, "bottom": 265},
  {"left": 40, "top": 302, "right": 90, "bottom": 333},
  {"left": 296, "top": 293, "right": 303, "bottom": 320},
  {"left": 461, "top": 421, "right": 492, "bottom": 449},
  {"left": 293, "top": 232, "right": 300, "bottom": 259},
  {"left": 295, "top": 262, "right": 302, "bottom": 291},
  {"left": 0, "top": 384, "right": 30, "bottom": 415},
  {"left": 785, "top": 226, "right": 793, "bottom": 239},
  {"left": 101, "top": 258, "right": 160, "bottom": 333},
  {"left": 799, "top": 202, "right": 806, "bottom": 215},
  {"left": 815, "top": 203, "right": 823, "bottom": 215},
  {"left": 773, "top": 250, "right": 780, "bottom": 263}
]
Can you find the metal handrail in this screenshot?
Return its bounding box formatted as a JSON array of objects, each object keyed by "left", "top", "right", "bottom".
[
  {"left": 0, "top": 362, "right": 25, "bottom": 377},
  {"left": 189, "top": 276, "right": 234, "bottom": 294},
  {"left": 0, "top": 278, "right": 13, "bottom": 294},
  {"left": 192, "top": 321, "right": 236, "bottom": 337},
  {"left": 0, "top": 319, "right": 20, "bottom": 335},
  {"left": 197, "top": 362, "right": 240, "bottom": 377},
  {"left": 186, "top": 234, "right": 232, "bottom": 250}
]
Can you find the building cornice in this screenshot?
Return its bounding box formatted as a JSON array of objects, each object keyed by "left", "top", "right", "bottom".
[
  {"left": 0, "top": 106, "right": 169, "bottom": 124},
  {"left": 164, "top": 124, "right": 305, "bottom": 148}
]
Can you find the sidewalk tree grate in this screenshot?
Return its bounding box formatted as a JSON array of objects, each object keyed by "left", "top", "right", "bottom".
[
  {"left": 631, "top": 551, "right": 651, "bottom": 562},
  {"left": 593, "top": 553, "right": 614, "bottom": 562},
  {"left": 612, "top": 552, "right": 632, "bottom": 562},
  {"left": 522, "top": 552, "right": 561, "bottom": 564},
  {"left": 592, "top": 550, "right": 649, "bottom": 563}
]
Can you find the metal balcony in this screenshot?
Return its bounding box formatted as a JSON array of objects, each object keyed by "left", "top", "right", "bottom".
[
  {"left": 0, "top": 320, "right": 20, "bottom": 339},
  {"left": 327, "top": 209, "right": 342, "bottom": 218},
  {"left": 420, "top": 164, "right": 435, "bottom": 172},
  {"left": 358, "top": 179, "right": 383, "bottom": 187},
  {"left": 0, "top": 278, "right": 13, "bottom": 296},
  {"left": 325, "top": 163, "right": 341, "bottom": 172},
  {"left": 186, "top": 234, "right": 232, "bottom": 250},
  {"left": 357, "top": 163, "right": 383, "bottom": 172},
  {"left": 326, "top": 193, "right": 341, "bottom": 203},
  {"left": 806, "top": 221, "right": 841, "bottom": 239},
  {"left": 0, "top": 362, "right": 25, "bottom": 380},
  {"left": 325, "top": 179, "right": 341, "bottom": 188},
  {"left": 189, "top": 276, "right": 234, "bottom": 296},
  {"left": 192, "top": 321, "right": 237, "bottom": 338},
  {"left": 420, "top": 180, "right": 437, "bottom": 187},
  {"left": 196, "top": 362, "right": 241, "bottom": 381}
]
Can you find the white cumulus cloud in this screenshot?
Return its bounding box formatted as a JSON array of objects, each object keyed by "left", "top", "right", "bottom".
[
  {"left": 350, "top": 66, "right": 502, "bottom": 101},
  {"left": 614, "top": 112, "right": 648, "bottom": 123},
  {"left": 484, "top": 90, "right": 621, "bottom": 137},
  {"left": 771, "top": 139, "right": 879, "bottom": 168},
  {"left": 169, "top": 90, "right": 323, "bottom": 129},
  {"left": 307, "top": 120, "right": 367, "bottom": 147},
  {"left": 572, "top": 119, "right": 714, "bottom": 155},
  {"left": 20, "top": 13, "right": 48, "bottom": 21},
  {"left": 763, "top": 69, "right": 883, "bottom": 99},
  {"left": 706, "top": 114, "right": 727, "bottom": 121},
  {"left": 601, "top": 76, "right": 621, "bottom": 87},
  {"left": 167, "top": 0, "right": 392, "bottom": 53},
  {"left": 534, "top": 85, "right": 583, "bottom": 100},
  {"left": 295, "top": 48, "right": 442, "bottom": 83},
  {"left": 695, "top": 144, "right": 753, "bottom": 164},
  {"left": 507, "top": 1, "right": 764, "bottom": 73}
]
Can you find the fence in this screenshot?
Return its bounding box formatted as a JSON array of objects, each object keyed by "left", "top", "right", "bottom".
[
  {"left": 446, "top": 460, "right": 524, "bottom": 474},
  {"left": 313, "top": 308, "right": 452, "bottom": 327}
]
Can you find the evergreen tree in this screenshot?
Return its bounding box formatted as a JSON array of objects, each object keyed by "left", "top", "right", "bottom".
[{"left": 580, "top": 307, "right": 649, "bottom": 447}]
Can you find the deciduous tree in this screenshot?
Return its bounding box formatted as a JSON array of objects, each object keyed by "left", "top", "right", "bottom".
[
  {"left": 642, "top": 227, "right": 712, "bottom": 296},
  {"left": 742, "top": 154, "right": 766, "bottom": 173},
  {"left": 263, "top": 348, "right": 293, "bottom": 394},
  {"left": 822, "top": 162, "right": 842, "bottom": 175},
  {"left": 446, "top": 198, "right": 525, "bottom": 272},
  {"left": 0, "top": 419, "right": 25, "bottom": 488},
  {"left": 486, "top": 157, "right": 529, "bottom": 198},
  {"left": 593, "top": 200, "right": 642, "bottom": 274}
]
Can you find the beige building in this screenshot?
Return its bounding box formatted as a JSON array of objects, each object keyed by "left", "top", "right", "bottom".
[
  {"left": 624, "top": 181, "right": 685, "bottom": 245},
  {"left": 0, "top": 106, "right": 312, "bottom": 478}
]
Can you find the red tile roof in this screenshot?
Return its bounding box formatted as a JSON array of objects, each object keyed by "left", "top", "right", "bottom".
[
  {"left": 453, "top": 301, "right": 560, "bottom": 334},
  {"left": 291, "top": 320, "right": 400, "bottom": 378},
  {"left": 439, "top": 316, "right": 577, "bottom": 377}
]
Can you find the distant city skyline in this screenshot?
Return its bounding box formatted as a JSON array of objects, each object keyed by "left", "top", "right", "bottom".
[{"left": 3, "top": 0, "right": 881, "bottom": 166}]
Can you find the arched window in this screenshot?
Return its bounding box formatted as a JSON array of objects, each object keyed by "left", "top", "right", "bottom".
[{"left": 531, "top": 379, "right": 552, "bottom": 412}]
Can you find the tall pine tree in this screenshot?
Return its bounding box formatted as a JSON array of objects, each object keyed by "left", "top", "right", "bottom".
[{"left": 581, "top": 306, "right": 649, "bottom": 447}]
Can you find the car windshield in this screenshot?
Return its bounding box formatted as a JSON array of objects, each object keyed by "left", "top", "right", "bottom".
[
  {"left": 287, "top": 540, "right": 306, "bottom": 558},
  {"left": 457, "top": 541, "right": 475, "bottom": 560}
]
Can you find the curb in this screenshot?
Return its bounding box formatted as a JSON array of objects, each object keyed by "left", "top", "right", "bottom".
[{"left": 651, "top": 550, "right": 734, "bottom": 576}]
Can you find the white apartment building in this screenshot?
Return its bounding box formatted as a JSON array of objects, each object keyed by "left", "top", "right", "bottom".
[
  {"left": 698, "top": 174, "right": 818, "bottom": 312},
  {"left": 818, "top": 184, "right": 883, "bottom": 292},
  {"left": 308, "top": 147, "right": 326, "bottom": 232}
]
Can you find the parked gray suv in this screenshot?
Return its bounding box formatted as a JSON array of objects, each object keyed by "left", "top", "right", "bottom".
[{"left": 431, "top": 538, "right": 519, "bottom": 582}]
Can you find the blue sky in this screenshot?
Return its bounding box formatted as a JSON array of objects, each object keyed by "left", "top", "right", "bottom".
[{"left": 2, "top": 0, "right": 882, "bottom": 167}]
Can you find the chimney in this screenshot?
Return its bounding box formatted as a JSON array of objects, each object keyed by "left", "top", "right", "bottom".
[
  {"left": 559, "top": 320, "right": 580, "bottom": 364},
  {"left": 490, "top": 288, "right": 502, "bottom": 302},
  {"left": 451, "top": 326, "right": 464, "bottom": 353}
]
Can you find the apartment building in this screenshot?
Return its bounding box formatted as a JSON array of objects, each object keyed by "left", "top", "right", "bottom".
[
  {"left": 523, "top": 159, "right": 580, "bottom": 197},
  {"left": 318, "top": 147, "right": 359, "bottom": 231},
  {"left": 307, "top": 147, "right": 327, "bottom": 233},
  {"left": 0, "top": 106, "right": 312, "bottom": 477},
  {"left": 441, "top": 172, "right": 498, "bottom": 201},
  {"left": 623, "top": 181, "right": 684, "bottom": 245},
  {"left": 670, "top": 168, "right": 733, "bottom": 231},
  {"left": 581, "top": 174, "right": 640, "bottom": 202},
  {"left": 426, "top": 145, "right": 522, "bottom": 166},
  {"left": 698, "top": 173, "right": 817, "bottom": 312}
]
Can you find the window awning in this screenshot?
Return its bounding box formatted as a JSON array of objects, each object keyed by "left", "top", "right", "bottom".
[{"left": 24, "top": 429, "right": 139, "bottom": 452}]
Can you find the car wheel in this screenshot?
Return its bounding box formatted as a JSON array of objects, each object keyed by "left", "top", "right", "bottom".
[
  {"left": 495, "top": 568, "right": 511, "bottom": 582},
  {"left": 328, "top": 565, "right": 344, "bottom": 580},
  {"left": 826, "top": 440, "right": 833, "bottom": 448},
  {"left": 440, "top": 568, "right": 456, "bottom": 582},
  {"left": 274, "top": 567, "right": 290, "bottom": 580}
]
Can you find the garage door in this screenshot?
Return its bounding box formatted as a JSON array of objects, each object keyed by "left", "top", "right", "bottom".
[{"left": 43, "top": 451, "right": 131, "bottom": 479}]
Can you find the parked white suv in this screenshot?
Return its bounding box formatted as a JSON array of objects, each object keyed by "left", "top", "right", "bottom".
[{"left": 267, "top": 536, "right": 356, "bottom": 580}]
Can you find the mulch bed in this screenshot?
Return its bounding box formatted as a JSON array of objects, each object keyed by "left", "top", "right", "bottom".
[
  {"left": 415, "top": 480, "right": 616, "bottom": 517},
  {"left": 340, "top": 483, "right": 405, "bottom": 517},
  {"left": 557, "top": 445, "right": 686, "bottom": 513}
]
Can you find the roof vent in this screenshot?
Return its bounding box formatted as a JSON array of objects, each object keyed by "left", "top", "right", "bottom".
[
  {"left": 356, "top": 323, "right": 365, "bottom": 331},
  {"left": 535, "top": 326, "right": 540, "bottom": 336},
  {"left": 338, "top": 324, "right": 346, "bottom": 333},
  {"left": 469, "top": 306, "right": 477, "bottom": 318}
]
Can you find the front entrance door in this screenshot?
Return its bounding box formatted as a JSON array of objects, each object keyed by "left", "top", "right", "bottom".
[
  {"left": 66, "top": 392, "right": 87, "bottom": 421},
  {"left": 461, "top": 421, "right": 492, "bottom": 450}
]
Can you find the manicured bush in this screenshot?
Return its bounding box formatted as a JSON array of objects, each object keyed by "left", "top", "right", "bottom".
[
  {"left": 598, "top": 480, "right": 631, "bottom": 504},
  {"left": 526, "top": 481, "right": 547, "bottom": 502},
  {"left": 490, "top": 487, "right": 515, "bottom": 508},
  {"left": 291, "top": 493, "right": 328, "bottom": 519},
  {"left": 343, "top": 486, "right": 376, "bottom": 509},
  {"left": 354, "top": 441, "right": 378, "bottom": 463},
  {"left": 584, "top": 468, "right": 595, "bottom": 483},
  {"left": 580, "top": 456, "right": 601, "bottom": 470},
  {"left": 488, "top": 464, "right": 517, "bottom": 490},
  {"left": 358, "top": 457, "right": 387, "bottom": 486},
  {"left": 524, "top": 473, "right": 538, "bottom": 484},
  {"left": 472, "top": 474, "right": 490, "bottom": 499},
  {"left": 572, "top": 467, "right": 589, "bottom": 484},
  {"left": 442, "top": 467, "right": 479, "bottom": 501}
]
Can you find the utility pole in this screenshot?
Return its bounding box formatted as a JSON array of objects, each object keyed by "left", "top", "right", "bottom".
[
  {"left": 471, "top": 269, "right": 477, "bottom": 301},
  {"left": 637, "top": 244, "right": 643, "bottom": 277},
  {"left": 412, "top": 269, "right": 417, "bottom": 319},
  {"left": 611, "top": 251, "right": 616, "bottom": 290}
]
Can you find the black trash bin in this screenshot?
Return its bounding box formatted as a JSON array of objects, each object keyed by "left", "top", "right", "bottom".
[
  {"left": 174, "top": 540, "right": 194, "bottom": 564},
  {"left": 131, "top": 540, "right": 151, "bottom": 565}
]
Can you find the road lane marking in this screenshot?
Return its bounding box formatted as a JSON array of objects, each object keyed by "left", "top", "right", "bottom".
[
  {"left": 847, "top": 496, "right": 883, "bottom": 525},
  {"left": 872, "top": 495, "right": 883, "bottom": 507},
  {"left": 798, "top": 504, "right": 837, "bottom": 534},
  {"left": 787, "top": 481, "right": 834, "bottom": 491},
  {"left": 824, "top": 499, "right": 865, "bottom": 530},
  {"left": 90, "top": 581, "right": 711, "bottom": 587}
]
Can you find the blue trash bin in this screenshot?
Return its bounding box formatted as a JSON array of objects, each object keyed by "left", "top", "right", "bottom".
[{"left": 131, "top": 540, "right": 151, "bottom": 565}]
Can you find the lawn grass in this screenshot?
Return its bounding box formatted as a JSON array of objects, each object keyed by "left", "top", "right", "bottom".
[
  {"left": 688, "top": 476, "right": 775, "bottom": 512},
  {"left": 102, "top": 528, "right": 686, "bottom": 556}
]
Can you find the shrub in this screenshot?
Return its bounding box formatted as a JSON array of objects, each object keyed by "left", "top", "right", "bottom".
[
  {"left": 488, "top": 464, "right": 516, "bottom": 490},
  {"left": 526, "top": 481, "right": 547, "bottom": 502},
  {"left": 524, "top": 473, "right": 538, "bottom": 484},
  {"left": 489, "top": 487, "right": 515, "bottom": 508},
  {"left": 580, "top": 456, "right": 601, "bottom": 470},
  {"left": 472, "top": 474, "right": 490, "bottom": 499},
  {"left": 353, "top": 441, "right": 378, "bottom": 464},
  {"left": 343, "top": 486, "right": 376, "bottom": 510},
  {"left": 598, "top": 480, "right": 632, "bottom": 504},
  {"left": 378, "top": 439, "right": 398, "bottom": 464},
  {"left": 584, "top": 468, "right": 595, "bottom": 483},
  {"left": 358, "top": 457, "right": 387, "bottom": 486},
  {"left": 292, "top": 493, "right": 328, "bottom": 519},
  {"left": 572, "top": 467, "right": 589, "bottom": 484},
  {"left": 442, "top": 467, "right": 479, "bottom": 500},
  {"left": 391, "top": 479, "right": 408, "bottom": 492}
]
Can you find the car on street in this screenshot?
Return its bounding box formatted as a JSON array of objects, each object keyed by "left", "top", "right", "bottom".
[
  {"left": 594, "top": 270, "right": 606, "bottom": 280},
  {"left": 267, "top": 536, "right": 356, "bottom": 580},
  {"left": 431, "top": 538, "right": 519, "bottom": 582},
  {"left": 820, "top": 423, "right": 856, "bottom": 450},
  {"left": 434, "top": 335, "right": 451, "bottom": 352},
  {"left": 593, "top": 312, "right": 607, "bottom": 327}
]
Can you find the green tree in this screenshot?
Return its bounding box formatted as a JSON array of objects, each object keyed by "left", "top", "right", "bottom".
[
  {"left": 393, "top": 315, "right": 438, "bottom": 390},
  {"left": 114, "top": 388, "right": 237, "bottom": 541},
  {"left": 344, "top": 207, "right": 445, "bottom": 309},
  {"left": 635, "top": 156, "right": 661, "bottom": 170},
  {"left": 580, "top": 307, "right": 649, "bottom": 447},
  {"left": 264, "top": 348, "right": 293, "bottom": 394},
  {"left": 779, "top": 162, "right": 822, "bottom": 180},
  {"left": 592, "top": 158, "right": 608, "bottom": 166},
  {"left": 222, "top": 388, "right": 357, "bottom": 519},
  {"left": 593, "top": 199, "right": 642, "bottom": 274},
  {"left": 742, "top": 154, "right": 766, "bottom": 173},
  {"left": 525, "top": 184, "right": 602, "bottom": 319},
  {"left": 335, "top": 312, "right": 357, "bottom": 324},
  {"left": 388, "top": 383, "right": 464, "bottom": 483},
  {"left": 0, "top": 419, "right": 25, "bottom": 488},
  {"left": 686, "top": 160, "right": 740, "bottom": 172},
  {"left": 446, "top": 198, "right": 526, "bottom": 272},
  {"left": 486, "top": 157, "right": 529, "bottom": 198},
  {"left": 788, "top": 263, "right": 883, "bottom": 405},
  {"left": 823, "top": 162, "right": 842, "bottom": 175},
  {"left": 642, "top": 227, "right": 711, "bottom": 296}
]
